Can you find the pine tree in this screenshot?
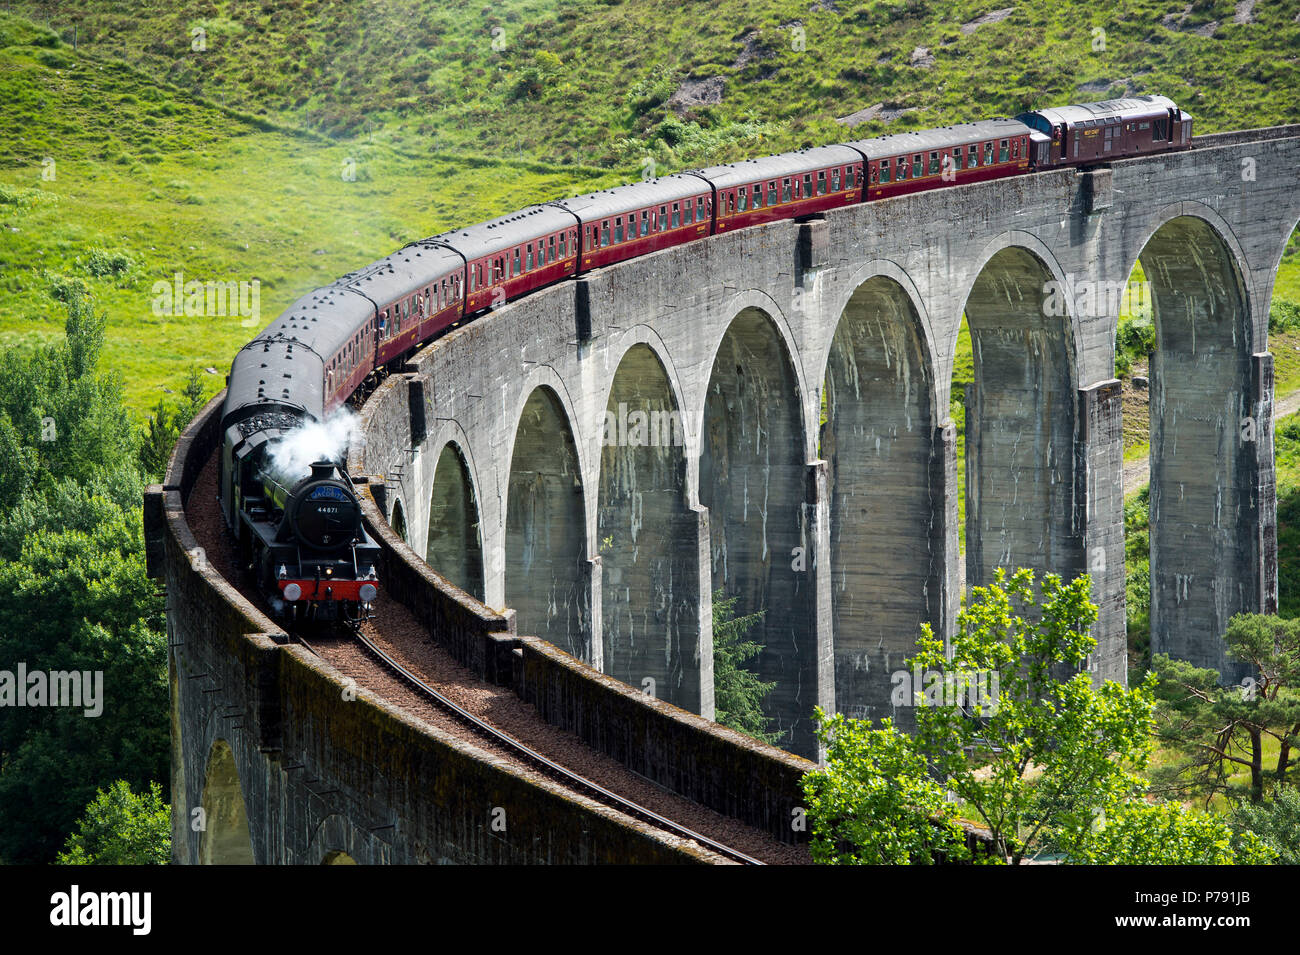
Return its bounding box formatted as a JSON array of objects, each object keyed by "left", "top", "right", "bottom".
[{"left": 712, "top": 588, "right": 779, "bottom": 744}]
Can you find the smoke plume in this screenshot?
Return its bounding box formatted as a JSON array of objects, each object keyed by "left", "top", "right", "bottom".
[{"left": 265, "top": 410, "right": 361, "bottom": 485}]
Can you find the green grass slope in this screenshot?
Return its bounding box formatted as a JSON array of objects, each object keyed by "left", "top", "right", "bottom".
[
  {"left": 9, "top": 0, "right": 1298, "bottom": 170},
  {"left": 0, "top": 13, "right": 620, "bottom": 410}
]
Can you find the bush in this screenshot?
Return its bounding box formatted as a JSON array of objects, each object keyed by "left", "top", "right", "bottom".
[
  {"left": 1229, "top": 786, "right": 1300, "bottom": 864},
  {"left": 1063, "top": 799, "right": 1272, "bottom": 865},
  {"left": 1270, "top": 299, "right": 1300, "bottom": 334},
  {"left": 80, "top": 247, "right": 137, "bottom": 281},
  {"left": 56, "top": 781, "right": 170, "bottom": 865},
  {"left": 44, "top": 270, "right": 90, "bottom": 303}
]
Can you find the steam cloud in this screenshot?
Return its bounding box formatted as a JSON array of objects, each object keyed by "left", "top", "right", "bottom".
[{"left": 265, "top": 410, "right": 361, "bottom": 485}]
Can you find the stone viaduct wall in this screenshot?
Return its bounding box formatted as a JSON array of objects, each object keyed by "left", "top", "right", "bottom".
[{"left": 361, "top": 128, "right": 1300, "bottom": 757}]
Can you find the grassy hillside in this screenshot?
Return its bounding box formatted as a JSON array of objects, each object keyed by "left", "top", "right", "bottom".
[
  {"left": 9, "top": 0, "right": 1299, "bottom": 171},
  {"left": 2, "top": 0, "right": 1297, "bottom": 416},
  {"left": 0, "top": 13, "right": 620, "bottom": 410}
]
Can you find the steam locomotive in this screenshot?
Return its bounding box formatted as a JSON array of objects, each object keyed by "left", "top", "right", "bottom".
[
  {"left": 219, "top": 95, "right": 1192, "bottom": 617},
  {"left": 219, "top": 331, "right": 381, "bottom": 622}
]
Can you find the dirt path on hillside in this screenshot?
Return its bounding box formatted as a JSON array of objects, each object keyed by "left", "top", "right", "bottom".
[{"left": 1123, "top": 390, "right": 1300, "bottom": 494}]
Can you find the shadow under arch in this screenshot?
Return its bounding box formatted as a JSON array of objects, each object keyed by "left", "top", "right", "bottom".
[
  {"left": 426, "top": 441, "right": 484, "bottom": 601},
  {"left": 199, "top": 739, "right": 254, "bottom": 865},
  {"left": 390, "top": 498, "right": 408, "bottom": 544},
  {"left": 700, "top": 305, "right": 817, "bottom": 756},
  {"left": 597, "top": 342, "right": 705, "bottom": 712},
  {"left": 321, "top": 850, "right": 358, "bottom": 864},
  {"left": 1137, "top": 214, "right": 1260, "bottom": 682},
  {"left": 962, "top": 245, "right": 1081, "bottom": 590},
  {"left": 506, "top": 384, "right": 590, "bottom": 661},
  {"left": 821, "top": 274, "right": 941, "bottom": 729}
]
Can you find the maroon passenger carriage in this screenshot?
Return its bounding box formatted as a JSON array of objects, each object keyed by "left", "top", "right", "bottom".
[
  {"left": 427, "top": 205, "right": 579, "bottom": 318},
  {"left": 692, "top": 145, "right": 863, "bottom": 232},
  {"left": 550, "top": 175, "right": 714, "bottom": 271}
]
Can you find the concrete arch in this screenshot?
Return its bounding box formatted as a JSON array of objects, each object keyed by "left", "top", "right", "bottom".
[
  {"left": 597, "top": 326, "right": 696, "bottom": 466},
  {"left": 502, "top": 364, "right": 592, "bottom": 508},
  {"left": 426, "top": 440, "right": 485, "bottom": 601},
  {"left": 960, "top": 244, "right": 1081, "bottom": 591},
  {"left": 822, "top": 258, "right": 945, "bottom": 418},
  {"left": 597, "top": 342, "right": 706, "bottom": 713},
  {"left": 506, "top": 384, "right": 591, "bottom": 660},
  {"left": 957, "top": 230, "right": 1085, "bottom": 384},
  {"left": 698, "top": 289, "right": 814, "bottom": 461},
  {"left": 821, "top": 274, "right": 941, "bottom": 727},
  {"left": 1268, "top": 210, "right": 1300, "bottom": 292},
  {"left": 199, "top": 739, "right": 254, "bottom": 865},
  {"left": 700, "top": 305, "right": 817, "bottom": 756},
  {"left": 1137, "top": 214, "right": 1258, "bottom": 682},
  {"left": 308, "top": 812, "right": 378, "bottom": 864},
  {"left": 1123, "top": 203, "right": 1257, "bottom": 351}
]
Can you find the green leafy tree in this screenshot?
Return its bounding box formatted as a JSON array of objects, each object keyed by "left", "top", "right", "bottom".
[
  {"left": 0, "top": 290, "right": 136, "bottom": 507},
  {"left": 1062, "top": 798, "right": 1272, "bottom": 865},
  {"left": 0, "top": 290, "right": 168, "bottom": 863},
  {"left": 56, "top": 780, "right": 170, "bottom": 865},
  {"left": 711, "top": 589, "right": 779, "bottom": 744},
  {"left": 801, "top": 709, "right": 973, "bottom": 865},
  {"left": 139, "top": 365, "right": 206, "bottom": 479},
  {"left": 910, "top": 567, "right": 1158, "bottom": 864},
  {"left": 1151, "top": 614, "right": 1300, "bottom": 804},
  {"left": 1229, "top": 785, "right": 1300, "bottom": 863}
]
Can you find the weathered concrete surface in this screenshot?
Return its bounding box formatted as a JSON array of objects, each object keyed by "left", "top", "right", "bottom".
[
  {"left": 150, "top": 399, "right": 723, "bottom": 865},
  {"left": 355, "top": 128, "right": 1297, "bottom": 753}
]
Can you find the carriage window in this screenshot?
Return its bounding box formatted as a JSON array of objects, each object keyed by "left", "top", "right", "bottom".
[
  {"left": 615, "top": 221, "right": 624, "bottom": 243},
  {"left": 984, "top": 142, "right": 995, "bottom": 164},
  {"left": 847, "top": 166, "right": 856, "bottom": 188},
  {"left": 601, "top": 222, "right": 610, "bottom": 247},
  {"left": 526, "top": 246, "right": 534, "bottom": 270},
  {"left": 512, "top": 249, "right": 521, "bottom": 276},
  {"left": 767, "top": 182, "right": 778, "bottom": 205},
  {"left": 803, "top": 174, "right": 812, "bottom": 196},
  {"left": 912, "top": 154, "right": 923, "bottom": 177},
  {"left": 969, "top": 144, "right": 980, "bottom": 166},
  {"left": 1012, "top": 139, "right": 1020, "bottom": 158},
  {"left": 832, "top": 168, "right": 841, "bottom": 191},
  {"left": 559, "top": 234, "right": 567, "bottom": 258},
  {"left": 816, "top": 171, "right": 826, "bottom": 195},
  {"left": 659, "top": 206, "right": 668, "bottom": 229},
  {"left": 927, "top": 152, "right": 939, "bottom": 176},
  {"left": 876, "top": 160, "right": 887, "bottom": 184},
  {"left": 672, "top": 203, "right": 681, "bottom": 227},
  {"left": 641, "top": 211, "right": 650, "bottom": 235},
  {"left": 896, "top": 157, "right": 908, "bottom": 180},
  {"left": 952, "top": 148, "right": 963, "bottom": 170},
  {"left": 737, "top": 189, "right": 748, "bottom": 212},
  {"left": 782, "top": 178, "right": 792, "bottom": 202},
  {"left": 999, "top": 139, "right": 1009, "bottom": 162},
  {"left": 752, "top": 184, "right": 763, "bottom": 208}
]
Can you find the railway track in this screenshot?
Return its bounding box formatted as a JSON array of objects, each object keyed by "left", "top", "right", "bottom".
[{"left": 300, "top": 627, "right": 765, "bottom": 866}]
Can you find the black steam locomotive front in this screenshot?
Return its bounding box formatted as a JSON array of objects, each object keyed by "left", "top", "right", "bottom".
[{"left": 252, "top": 459, "right": 381, "bottom": 619}]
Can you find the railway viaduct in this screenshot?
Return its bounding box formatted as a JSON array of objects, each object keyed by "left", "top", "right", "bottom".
[{"left": 152, "top": 125, "right": 1299, "bottom": 863}]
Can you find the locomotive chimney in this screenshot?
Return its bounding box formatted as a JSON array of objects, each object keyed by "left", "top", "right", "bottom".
[{"left": 310, "top": 460, "right": 335, "bottom": 480}]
